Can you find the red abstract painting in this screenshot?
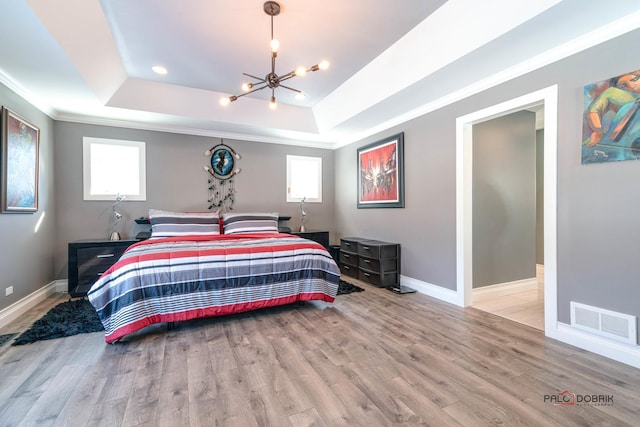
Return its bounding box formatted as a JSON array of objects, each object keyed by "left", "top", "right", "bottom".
[{"left": 357, "top": 133, "right": 404, "bottom": 208}]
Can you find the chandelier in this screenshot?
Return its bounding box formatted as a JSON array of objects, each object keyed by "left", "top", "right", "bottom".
[{"left": 220, "top": 1, "right": 329, "bottom": 109}]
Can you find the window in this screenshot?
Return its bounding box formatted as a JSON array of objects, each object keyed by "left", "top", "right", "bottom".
[
  {"left": 286, "top": 155, "right": 322, "bottom": 203},
  {"left": 83, "top": 137, "right": 146, "bottom": 201}
]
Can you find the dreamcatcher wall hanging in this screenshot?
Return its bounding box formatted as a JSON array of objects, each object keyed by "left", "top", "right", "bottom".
[{"left": 203, "top": 141, "right": 241, "bottom": 212}]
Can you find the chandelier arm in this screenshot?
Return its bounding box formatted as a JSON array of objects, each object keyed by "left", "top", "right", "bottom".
[
  {"left": 278, "top": 83, "right": 302, "bottom": 93},
  {"left": 242, "top": 72, "right": 267, "bottom": 83},
  {"left": 278, "top": 73, "right": 299, "bottom": 83},
  {"left": 233, "top": 83, "right": 270, "bottom": 99}
]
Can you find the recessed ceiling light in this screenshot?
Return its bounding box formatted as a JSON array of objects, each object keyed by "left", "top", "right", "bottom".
[{"left": 152, "top": 66, "right": 168, "bottom": 75}]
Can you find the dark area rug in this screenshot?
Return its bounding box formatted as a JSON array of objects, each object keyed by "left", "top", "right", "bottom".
[
  {"left": 12, "top": 299, "right": 104, "bottom": 346},
  {"left": 337, "top": 279, "right": 364, "bottom": 295},
  {"left": 0, "top": 333, "right": 17, "bottom": 346}
]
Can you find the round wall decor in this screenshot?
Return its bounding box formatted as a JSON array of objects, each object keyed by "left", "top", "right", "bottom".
[{"left": 204, "top": 142, "right": 241, "bottom": 211}]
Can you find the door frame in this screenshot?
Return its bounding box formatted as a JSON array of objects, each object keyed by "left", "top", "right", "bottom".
[{"left": 455, "top": 85, "right": 558, "bottom": 338}]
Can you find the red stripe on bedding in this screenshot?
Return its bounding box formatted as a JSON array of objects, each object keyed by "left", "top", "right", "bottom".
[
  {"left": 113, "top": 234, "right": 322, "bottom": 266},
  {"left": 134, "top": 242, "right": 322, "bottom": 261},
  {"left": 126, "top": 233, "right": 293, "bottom": 250},
  {"left": 104, "top": 292, "right": 335, "bottom": 344}
]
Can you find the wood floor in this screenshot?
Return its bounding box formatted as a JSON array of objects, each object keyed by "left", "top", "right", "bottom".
[
  {"left": 1, "top": 280, "right": 639, "bottom": 427},
  {"left": 472, "top": 272, "right": 545, "bottom": 331}
]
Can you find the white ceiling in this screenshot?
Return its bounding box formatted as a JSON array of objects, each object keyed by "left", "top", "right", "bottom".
[{"left": 1, "top": 0, "right": 640, "bottom": 148}]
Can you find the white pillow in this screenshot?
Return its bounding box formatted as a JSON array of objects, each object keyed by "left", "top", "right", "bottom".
[
  {"left": 149, "top": 209, "right": 220, "bottom": 238},
  {"left": 222, "top": 212, "right": 278, "bottom": 234}
]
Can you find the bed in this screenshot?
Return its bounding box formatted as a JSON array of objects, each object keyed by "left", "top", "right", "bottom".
[{"left": 87, "top": 211, "right": 340, "bottom": 343}]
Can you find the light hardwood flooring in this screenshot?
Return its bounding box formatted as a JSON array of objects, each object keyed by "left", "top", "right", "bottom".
[
  {"left": 472, "top": 284, "right": 544, "bottom": 331},
  {"left": 1, "top": 279, "right": 639, "bottom": 426},
  {"left": 472, "top": 266, "right": 545, "bottom": 331}
]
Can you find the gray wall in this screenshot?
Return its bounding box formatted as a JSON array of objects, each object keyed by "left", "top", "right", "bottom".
[
  {"left": 335, "top": 104, "right": 458, "bottom": 288},
  {"left": 3, "top": 24, "right": 640, "bottom": 330},
  {"left": 0, "top": 86, "right": 56, "bottom": 312},
  {"left": 335, "top": 27, "right": 640, "bottom": 324},
  {"left": 53, "top": 122, "right": 335, "bottom": 278},
  {"left": 472, "top": 111, "right": 536, "bottom": 288}
]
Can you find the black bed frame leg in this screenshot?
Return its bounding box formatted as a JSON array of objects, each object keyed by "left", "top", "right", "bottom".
[{"left": 167, "top": 321, "right": 176, "bottom": 330}]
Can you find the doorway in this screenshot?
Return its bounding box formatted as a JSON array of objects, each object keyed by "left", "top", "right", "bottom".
[
  {"left": 469, "top": 108, "right": 544, "bottom": 330},
  {"left": 455, "top": 85, "right": 558, "bottom": 339}
]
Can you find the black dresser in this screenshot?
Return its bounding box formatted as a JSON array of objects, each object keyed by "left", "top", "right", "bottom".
[
  {"left": 68, "top": 239, "right": 137, "bottom": 298},
  {"left": 339, "top": 237, "right": 400, "bottom": 288},
  {"left": 291, "top": 230, "right": 329, "bottom": 249}
]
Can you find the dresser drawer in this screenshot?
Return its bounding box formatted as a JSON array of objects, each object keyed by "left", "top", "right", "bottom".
[
  {"left": 358, "top": 241, "right": 398, "bottom": 259},
  {"left": 340, "top": 238, "right": 362, "bottom": 252},
  {"left": 77, "top": 246, "right": 127, "bottom": 265},
  {"left": 340, "top": 263, "right": 359, "bottom": 278},
  {"left": 359, "top": 269, "right": 398, "bottom": 287},
  {"left": 358, "top": 256, "right": 397, "bottom": 273},
  {"left": 339, "top": 250, "right": 359, "bottom": 267}
]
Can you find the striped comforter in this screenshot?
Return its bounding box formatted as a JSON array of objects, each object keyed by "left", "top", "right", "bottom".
[{"left": 87, "top": 233, "right": 340, "bottom": 343}]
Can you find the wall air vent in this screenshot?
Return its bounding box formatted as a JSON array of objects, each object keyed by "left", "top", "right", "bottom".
[{"left": 570, "top": 302, "right": 637, "bottom": 345}]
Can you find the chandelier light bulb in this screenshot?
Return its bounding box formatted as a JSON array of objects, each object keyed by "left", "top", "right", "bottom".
[
  {"left": 319, "top": 60, "right": 329, "bottom": 70},
  {"left": 295, "top": 92, "right": 306, "bottom": 100},
  {"left": 270, "top": 38, "right": 279, "bottom": 53},
  {"left": 295, "top": 66, "right": 307, "bottom": 77},
  {"left": 242, "top": 82, "right": 254, "bottom": 92},
  {"left": 269, "top": 96, "right": 277, "bottom": 109},
  {"left": 220, "top": 97, "right": 230, "bottom": 106}
]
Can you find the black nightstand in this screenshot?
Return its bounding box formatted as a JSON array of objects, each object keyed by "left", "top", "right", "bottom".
[
  {"left": 291, "top": 230, "right": 329, "bottom": 249},
  {"left": 68, "top": 239, "right": 137, "bottom": 298}
]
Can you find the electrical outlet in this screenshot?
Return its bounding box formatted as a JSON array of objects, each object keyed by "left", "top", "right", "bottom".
[{"left": 5, "top": 286, "right": 13, "bottom": 296}]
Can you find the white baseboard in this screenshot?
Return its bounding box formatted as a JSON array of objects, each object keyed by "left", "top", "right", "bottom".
[
  {"left": 56, "top": 279, "right": 69, "bottom": 293},
  {"left": 556, "top": 322, "right": 640, "bottom": 370},
  {"left": 400, "top": 275, "right": 460, "bottom": 306},
  {"left": 0, "top": 280, "right": 66, "bottom": 330},
  {"left": 472, "top": 277, "right": 538, "bottom": 302}
]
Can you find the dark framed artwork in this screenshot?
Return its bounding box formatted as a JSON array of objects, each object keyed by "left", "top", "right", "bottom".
[
  {"left": 1, "top": 107, "right": 40, "bottom": 213},
  {"left": 582, "top": 69, "right": 640, "bottom": 164},
  {"left": 357, "top": 132, "right": 404, "bottom": 208}
]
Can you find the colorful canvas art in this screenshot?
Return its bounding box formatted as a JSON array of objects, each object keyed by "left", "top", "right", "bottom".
[
  {"left": 582, "top": 70, "right": 640, "bottom": 164},
  {"left": 1, "top": 107, "right": 39, "bottom": 212}
]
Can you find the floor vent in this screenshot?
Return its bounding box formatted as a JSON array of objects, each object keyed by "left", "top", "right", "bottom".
[{"left": 570, "top": 302, "right": 637, "bottom": 345}]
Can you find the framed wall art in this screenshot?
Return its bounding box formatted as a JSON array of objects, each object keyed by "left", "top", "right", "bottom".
[
  {"left": 582, "top": 69, "right": 640, "bottom": 164},
  {"left": 1, "top": 107, "right": 40, "bottom": 213},
  {"left": 357, "top": 132, "right": 404, "bottom": 208}
]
